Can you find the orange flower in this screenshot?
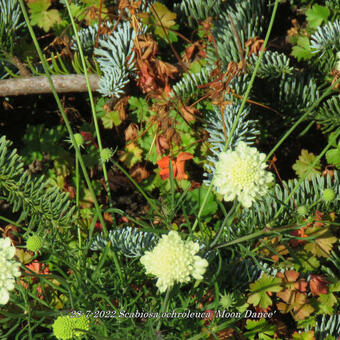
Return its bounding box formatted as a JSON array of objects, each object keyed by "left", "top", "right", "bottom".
[
  {"left": 157, "top": 152, "right": 193, "bottom": 180},
  {"left": 22, "top": 260, "right": 50, "bottom": 300},
  {"left": 290, "top": 226, "right": 308, "bottom": 247}
]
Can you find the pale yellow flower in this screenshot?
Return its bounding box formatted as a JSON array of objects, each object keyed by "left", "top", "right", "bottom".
[
  {"left": 140, "top": 231, "right": 208, "bottom": 293},
  {"left": 213, "top": 142, "right": 274, "bottom": 208},
  {"left": 0, "top": 238, "right": 21, "bottom": 305}
]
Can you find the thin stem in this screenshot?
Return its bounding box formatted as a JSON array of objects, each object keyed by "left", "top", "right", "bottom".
[
  {"left": 64, "top": 0, "right": 114, "bottom": 212},
  {"left": 191, "top": 0, "right": 280, "bottom": 233},
  {"left": 156, "top": 287, "right": 171, "bottom": 332},
  {"left": 266, "top": 77, "right": 340, "bottom": 162},
  {"left": 272, "top": 134, "right": 339, "bottom": 221},
  {"left": 75, "top": 153, "right": 82, "bottom": 255},
  {"left": 18, "top": 0, "right": 108, "bottom": 239},
  {"left": 209, "top": 202, "right": 240, "bottom": 249},
  {"left": 212, "top": 224, "right": 300, "bottom": 251}
]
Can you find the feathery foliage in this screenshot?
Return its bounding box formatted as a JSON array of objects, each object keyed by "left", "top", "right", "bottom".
[
  {"left": 314, "top": 95, "right": 340, "bottom": 134},
  {"left": 0, "top": 0, "right": 24, "bottom": 51},
  {"left": 310, "top": 19, "right": 340, "bottom": 56},
  {"left": 174, "top": 0, "right": 222, "bottom": 26},
  {"left": 94, "top": 21, "right": 137, "bottom": 97},
  {"left": 0, "top": 136, "right": 75, "bottom": 230},
  {"left": 90, "top": 226, "right": 158, "bottom": 257},
  {"left": 170, "top": 66, "right": 212, "bottom": 99},
  {"left": 248, "top": 51, "right": 294, "bottom": 79},
  {"left": 237, "top": 172, "right": 340, "bottom": 238},
  {"left": 207, "top": 0, "right": 267, "bottom": 67}
]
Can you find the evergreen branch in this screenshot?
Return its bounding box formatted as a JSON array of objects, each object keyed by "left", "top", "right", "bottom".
[{"left": 0, "top": 136, "right": 75, "bottom": 229}]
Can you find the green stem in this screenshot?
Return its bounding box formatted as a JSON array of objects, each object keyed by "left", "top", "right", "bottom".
[
  {"left": 212, "top": 224, "right": 300, "bottom": 251},
  {"left": 272, "top": 135, "right": 339, "bottom": 221},
  {"left": 112, "top": 160, "right": 163, "bottom": 218},
  {"left": 18, "top": 0, "right": 108, "bottom": 239},
  {"left": 156, "top": 287, "right": 171, "bottom": 332},
  {"left": 191, "top": 0, "right": 280, "bottom": 233},
  {"left": 266, "top": 78, "right": 340, "bottom": 162},
  {"left": 63, "top": 0, "right": 114, "bottom": 212},
  {"left": 209, "top": 202, "right": 239, "bottom": 249},
  {"left": 75, "top": 153, "right": 82, "bottom": 256}
]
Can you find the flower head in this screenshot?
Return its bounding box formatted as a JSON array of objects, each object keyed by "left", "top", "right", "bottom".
[
  {"left": 322, "top": 188, "right": 336, "bottom": 202},
  {"left": 140, "top": 231, "right": 208, "bottom": 293},
  {"left": 26, "top": 235, "right": 43, "bottom": 252},
  {"left": 100, "top": 148, "right": 114, "bottom": 163},
  {"left": 52, "top": 315, "right": 90, "bottom": 340},
  {"left": 0, "top": 238, "right": 21, "bottom": 305},
  {"left": 213, "top": 142, "right": 274, "bottom": 208}
]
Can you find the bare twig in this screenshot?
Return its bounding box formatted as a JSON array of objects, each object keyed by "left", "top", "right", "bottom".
[{"left": 0, "top": 74, "right": 100, "bottom": 96}]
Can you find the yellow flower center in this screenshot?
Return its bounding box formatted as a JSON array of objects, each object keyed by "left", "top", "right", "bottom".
[{"left": 230, "top": 159, "right": 256, "bottom": 186}]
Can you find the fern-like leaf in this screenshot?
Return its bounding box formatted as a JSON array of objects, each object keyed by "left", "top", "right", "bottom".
[
  {"left": 236, "top": 172, "right": 340, "bottom": 241},
  {"left": 90, "top": 226, "right": 158, "bottom": 258},
  {"left": 170, "top": 66, "right": 212, "bottom": 99},
  {"left": 314, "top": 95, "right": 340, "bottom": 133},
  {"left": 247, "top": 51, "right": 294, "bottom": 79},
  {"left": 278, "top": 73, "right": 319, "bottom": 112},
  {"left": 315, "top": 314, "right": 340, "bottom": 340},
  {"left": 0, "top": 136, "right": 75, "bottom": 230},
  {"left": 310, "top": 20, "right": 340, "bottom": 56},
  {"left": 207, "top": 0, "right": 267, "bottom": 67},
  {"left": 174, "top": 0, "right": 222, "bottom": 26},
  {"left": 94, "top": 21, "right": 136, "bottom": 97}
]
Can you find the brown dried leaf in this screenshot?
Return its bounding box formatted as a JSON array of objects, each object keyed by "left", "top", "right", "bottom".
[
  {"left": 125, "top": 123, "right": 139, "bottom": 141},
  {"left": 113, "top": 96, "right": 130, "bottom": 121},
  {"left": 130, "top": 165, "right": 150, "bottom": 183},
  {"left": 309, "top": 275, "right": 329, "bottom": 296},
  {"left": 180, "top": 105, "right": 199, "bottom": 122},
  {"left": 156, "top": 135, "right": 170, "bottom": 155}
]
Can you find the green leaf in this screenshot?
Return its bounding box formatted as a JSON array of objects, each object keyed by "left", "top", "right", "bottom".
[
  {"left": 140, "top": 2, "right": 177, "bottom": 40},
  {"left": 101, "top": 111, "right": 121, "bottom": 128},
  {"left": 128, "top": 96, "right": 151, "bottom": 122},
  {"left": 185, "top": 187, "right": 218, "bottom": 218},
  {"left": 304, "top": 227, "right": 337, "bottom": 258},
  {"left": 292, "top": 330, "right": 315, "bottom": 340},
  {"left": 247, "top": 274, "right": 282, "bottom": 309},
  {"left": 29, "top": 0, "right": 61, "bottom": 32},
  {"left": 297, "top": 252, "right": 320, "bottom": 272},
  {"left": 325, "top": 147, "right": 340, "bottom": 169},
  {"left": 292, "top": 149, "right": 321, "bottom": 180},
  {"left": 291, "top": 36, "right": 313, "bottom": 61},
  {"left": 118, "top": 143, "right": 143, "bottom": 167},
  {"left": 244, "top": 319, "right": 276, "bottom": 340},
  {"left": 317, "top": 293, "right": 337, "bottom": 314},
  {"left": 306, "top": 5, "right": 330, "bottom": 29},
  {"left": 28, "top": 0, "right": 50, "bottom": 13}
]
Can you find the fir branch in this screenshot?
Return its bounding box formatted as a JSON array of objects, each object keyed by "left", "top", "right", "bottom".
[{"left": 0, "top": 136, "right": 75, "bottom": 229}]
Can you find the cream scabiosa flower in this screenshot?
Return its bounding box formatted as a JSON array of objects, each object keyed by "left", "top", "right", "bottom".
[
  {"left": 140, "top": 231, "right": 208, "bottom": 293},
  {"left": 0, "top": 238, "right": 21, "bottom": 305},
  {"left": 213, "top": 142, "right": 274, "bottom": 208}
]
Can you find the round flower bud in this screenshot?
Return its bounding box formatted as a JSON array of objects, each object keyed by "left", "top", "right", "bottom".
[
  {"left": 73, "top": 133, "right": 85, "bottom": 148},
  {"left": 322, "top": 188, "right": 336, "bottom": 202},
  {"left": 297, "top": 205, "right": 308, "bottom": 216},
  {"left": 52, "top": 316, "right": 74, "bottom": 340},
  {"left": 73, "top": 315, "right": 90, "bottom": 336},
  {"left": 26, "top": 235, "right": 43, "bottom": 252},
  {"left": 220, "top": 292, "right": 235, "bottom": 309},
  {"left": 100, "top": 148, "right": 114, "bottom": 163}
]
